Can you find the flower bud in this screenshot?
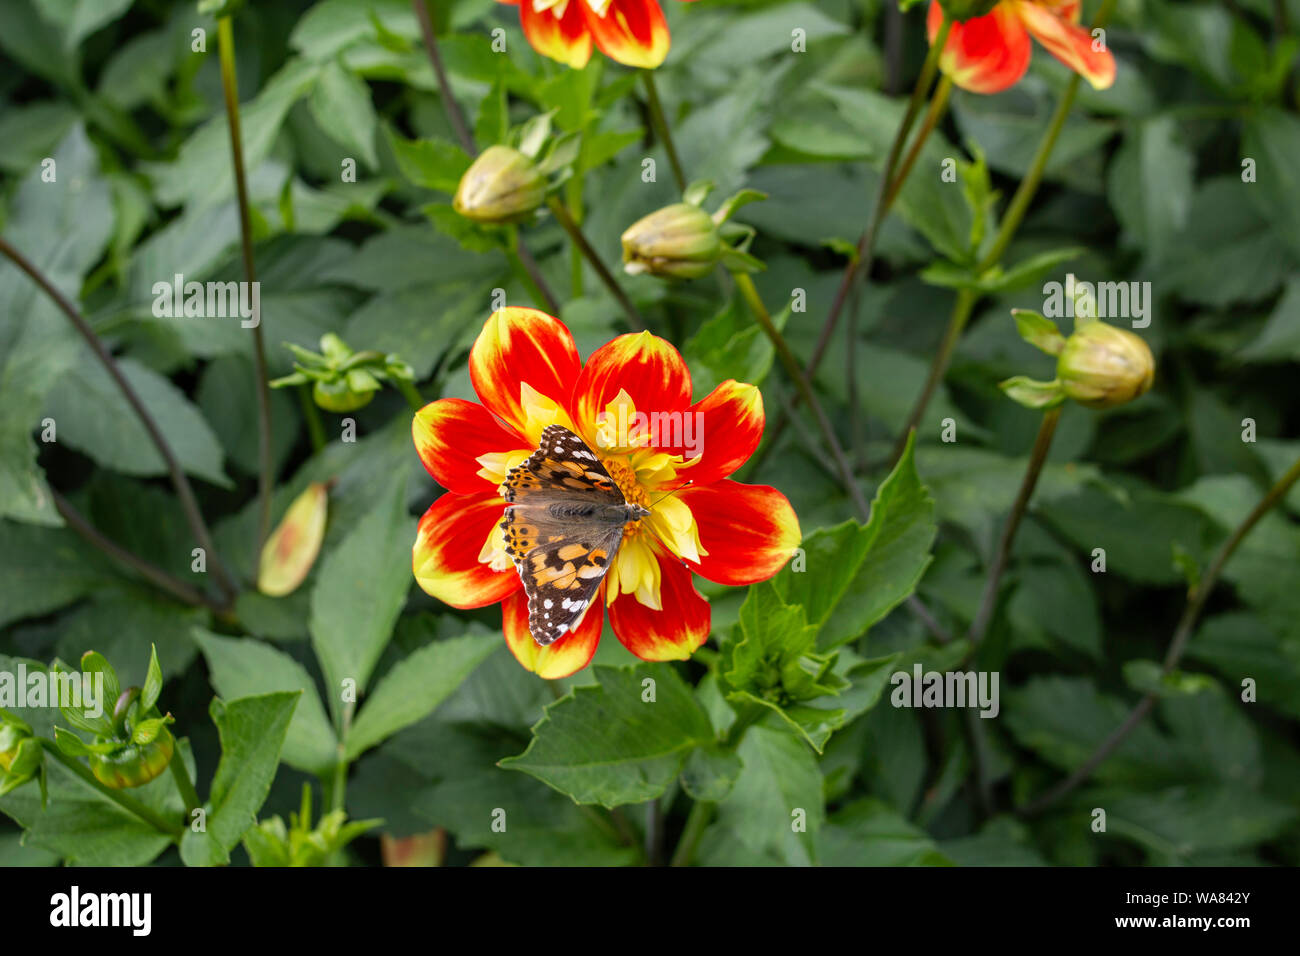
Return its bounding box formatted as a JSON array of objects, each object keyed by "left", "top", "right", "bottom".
[
  {"left": 453, "top": 145, "right": 547, "bottom": 224},
  {"left": 1056, "top": 320, "right": 1154, "bottom": 409},
  {"left": 258, "top": 481, "right": 329, "bottom": 597},
  {"left": 0, "top": 713, "right": 37, "bottom": 796},
  {"left": 938, "top": 0, "right": 1002, "bottom": 21},
  {"left": 621, "top": 203, "right": 723, "bottom": 280},
  {"left": 89, "top": 727, "right": 174, "bottom": 790}
]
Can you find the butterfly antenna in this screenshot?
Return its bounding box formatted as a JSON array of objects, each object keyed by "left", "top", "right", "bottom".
[{"left": 649, "top": 480, "right": 694, "bottom": 507}]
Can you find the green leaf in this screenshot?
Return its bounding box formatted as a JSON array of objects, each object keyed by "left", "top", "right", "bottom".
[
  {"left": 193, "top": 630, "right": 337, "bottom": 775},
  {"left": 1243, "top": 109, "right": 1300, "bottom": 261},
  {"left": 388, "top": 133, "right": 471, "bottom": 193},
  {"left": 0, "top": 124, "right": 112, "bottom": 524},
  {"left": 344, "top": 631, "right": 499, "bottom": 760},
  {"left": 308, "top": 475, "right": 412, "bottom": 715},
  {"left": 149, "top": 59, "right": 321, "bottom": 211},
  {"left": 308, "top": 59, "right": 379, "bottom": 169},
  {"left": 772, "top": 433, "right": 936, "bottom": 649},
  {"left": 32, "top": 0, "right": 134, "bottom": 51},
  {"left": 1122, "top": 660, "right": 1217, "bottom": 698},
  {"left": 820, "top": 798, "right": 953, "bottom": 866},
  {"left": 501, "top": 665, "right": 714, "bottom": 808},
  {"left": 140, "top": 645, "right": 164, "bottom": 713},
  {"left": 704, "top": 726, "right": 823, "bottom": 866},
  {"left": 1000, "top": 376, "right": 1065, "bottom": 409},
  {"left": 1010, "top": 308, "right": 1067, "bottom": 355},
  {"left": 681, "top": 746, "right": 743, "bottom": 802},
  {"left": 46, "top": 356, "right": 230, "bottom": 488},
  {"left": 180, "top": 692, "right": 299, "bottom": 867}
]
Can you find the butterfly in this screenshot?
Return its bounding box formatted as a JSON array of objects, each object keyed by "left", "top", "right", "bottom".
[{"left": 500, "top": 424, "right": 650, "bottom": 646}]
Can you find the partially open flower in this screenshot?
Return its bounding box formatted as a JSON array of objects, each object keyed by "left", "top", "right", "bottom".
[
  {"left": 1057, "top": 320, "right": 1154, "bottom": 409},
  {"left": 621, "top": 203, "right": 722, "bottom": 279},
  {"left": 453, "top": 145, "right": 548, "bottom": 225}
]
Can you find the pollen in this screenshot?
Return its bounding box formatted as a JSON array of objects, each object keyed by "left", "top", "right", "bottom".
[{"left": 603, "top": 458, "right": 651, "bottom": 535}]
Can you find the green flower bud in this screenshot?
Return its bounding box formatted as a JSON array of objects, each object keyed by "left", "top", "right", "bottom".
[
  {"left": 89, "top": 727, "right": 174, "bottom": 789},
  {"left": 1057, "top": 320, "right": 1155, "bottom": 409},
  {"left": 313, "top": 378, "right": 374, "bottom": 413},
  {"left": 621, "top": 203, "right": 723, "bottom": 280},
  {"left": 938, "top": 0, "right": 1002, "bottom": 21},
  {"left": 0, "top": 712, "right": 38, "bottom": 795},
  {"left": 453, "top": 145, "right": 547, "bottom": 224}
]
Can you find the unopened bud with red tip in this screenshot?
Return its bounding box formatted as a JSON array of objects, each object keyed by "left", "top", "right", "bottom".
[{"left": 453, "top": 145, "right": 547, "bottom": 224}]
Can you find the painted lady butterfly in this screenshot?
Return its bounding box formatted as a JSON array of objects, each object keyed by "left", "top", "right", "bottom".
[{"left": 500, "top": 425, "right": 649, "bottom": 646}]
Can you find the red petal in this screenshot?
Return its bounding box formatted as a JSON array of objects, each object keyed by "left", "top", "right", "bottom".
[
  {"left": 680, "top": 481, "right": 801, "bottom": 585},
  {"left": 412, "top": 491, "right": 519, "bottom": 609},
  {"left": 412, "top": 398, "right": 524, "bottom": 495},
  {"left": 661, "top": 380, "right": 763, "bottom": 487},
  {"left": 928, "top": 0, "right": 1032, "bottom": 95},
  {"left": 583, "top": 0, "right": 670, "bottom": 69},
  {"left": 573, "top": 331, "right": 691, "bottom": 445},
  {"left": 608, "top": 550, "right": 710, "bottom": 661},
  {"left": 1018, "top": 0, "right": 1116, "bottom": 90},
  {"left": 502, "top": 589, "right": 603, "bottom": 679},
  {"left": 469, "top": 308, "right": 581, "bottom": 436},
  {"left": 519, "top": 0, "right": 593, "bottom": 69}
]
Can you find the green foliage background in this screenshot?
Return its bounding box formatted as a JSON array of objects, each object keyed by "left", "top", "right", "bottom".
[{"left": 2, "top": 0, "right": 1299, "bottom": 866}]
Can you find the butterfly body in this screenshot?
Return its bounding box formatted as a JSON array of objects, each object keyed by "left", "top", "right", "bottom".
[{"left": 501, "top": 425, "right": 648, "bottom": 646}]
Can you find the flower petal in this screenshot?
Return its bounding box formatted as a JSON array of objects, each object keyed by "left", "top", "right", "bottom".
[
  {"left": 413, "top": 491, "right": 519, "bottom": 609},
  {"left": 608, "top": 550, "right": 710, "bottom": 661},
  {"left": 583, "top": 0, "right": 670, "bottom": 69},
  {"left": 662, "top": 380, "right": 764, "bottom": 487},
  {"left": 1017, "top": 0, "right": 1116, "bottom": 90},
  {"left": 574, "top": 331, "right": 691, "bottom": 449},
  {"left": 412, "top": 398, "right": 524, "bottom": 495},
  {"left": 502, "top": 588, "right": 603, "bottom": 679},
  {"left": 469, "top": 308, "right": 581, "bottom": 437},
  {"left": 680, "top": 481, "right": 801, "bottom": 585},
  {"left": 519, "top": 0, "right": 593, "bottom": 69},
  {"left": 928, "top": 0, "right": 1032, "bottom": 95}
]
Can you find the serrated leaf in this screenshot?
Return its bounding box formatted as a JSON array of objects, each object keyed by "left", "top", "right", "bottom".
[
  {"left": 501, "top": 665, "right": 713, "bottom": 808},
  {"left": 180, "top": 692, "right": 299, "bottom": 867}
]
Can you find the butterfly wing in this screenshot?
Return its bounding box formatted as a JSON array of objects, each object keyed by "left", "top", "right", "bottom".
[{"left": 501, "top": 426, "right": 629, "bottom": 646}]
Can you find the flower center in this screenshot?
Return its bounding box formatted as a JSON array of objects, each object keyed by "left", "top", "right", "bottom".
[{"left": 603, "top": 458, "right": 651, "bottom": 536}]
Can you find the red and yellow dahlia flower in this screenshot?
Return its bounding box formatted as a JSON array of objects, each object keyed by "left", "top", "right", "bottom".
[
  {"left": 498, "top": 0, "right": 693, "bottom": 70},
  {"left": 412, "top": 307, "right": 800, "bottom": 679},
  {"left": 927, "top": 1, "right": 1115, "bottom": 95}
]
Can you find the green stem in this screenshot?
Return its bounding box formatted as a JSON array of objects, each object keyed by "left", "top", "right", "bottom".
[
  {"left": 967, "top": 405, "right": 1062, "bottom": 650},
  {"left": 40, "top": 740, "right": 183, "bottom": 839},
  {"left": 734, "top": 273, "right": 870, "bottom": 519},
  {"left": 51, "top": 490, "right": 225, "bottom": 614},
  {"left": 394, "top": 378, "right": 426, "bottom": 412},
  {"left": 412, "top": 0, "right": 561, "bottom": 314},
  {"left": 893, "top": 0, "right": 1119, "bottom": 452},
  {"left": 169, "top": 751, "right": 202, "bottom": 821},
  {"left": 298, "top": 385, "right": 327, "bottom": 452},
  {"left": 546, "top": 196, "right": 647, "bottom": 331},
  {"left": 747, "top": 14, "right": 953, "bottom": 476},
  {"left": 1021, "top": 454, "right": 1300, "bottom": 815},
  {"left": 218, "top": 16, "right": 274, "bottom": 583},
  {"left": 669, "top": 797, "right": 713, "bottom": 867},
  {"left": 642, "top": 70, "right": 686, "bottom": 192},
  {"left": 882, "top": 74, "right": 954, "bottom": 212},
  {"left": 0, "top": 236, "right": 238, "bottom": 604}
]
